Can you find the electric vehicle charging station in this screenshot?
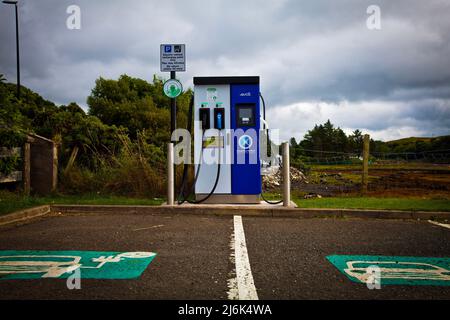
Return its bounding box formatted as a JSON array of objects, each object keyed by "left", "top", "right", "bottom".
[{"left": 193, "top": 76, "right": 262, "bottom": 204}]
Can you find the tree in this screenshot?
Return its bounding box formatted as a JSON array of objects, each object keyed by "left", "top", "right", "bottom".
[
  {"left": 298, "top": 120, "right": 349, "bottom": 158},
  {"left": 0, "top": 80, "right": 28, "bottom": 148},
  {"left": 290, "top": 137, "right": 298, "bottom": 148},
  {"left": 348, "top": 129, "right": 363, "bottom": 154},
  {"left": 87, "top": 74, "right": 191, "bottom": 144}
]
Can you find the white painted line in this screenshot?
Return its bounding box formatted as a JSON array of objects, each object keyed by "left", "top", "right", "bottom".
[
  {"left": 226, "top": 229, "right": 239, "bottom": 300},
  {"left": 133, "top": 224, "right": 164, "bottom": 231},
  {"left": 233, "top": 215, "right": 258, "bottom": 300},
  {"left": 428, "top": 220, "right": 450, "bottom": 230}
]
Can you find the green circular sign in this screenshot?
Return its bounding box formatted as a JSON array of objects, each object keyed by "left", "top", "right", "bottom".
[{"left": 163, "top": 79, "right": 183, "bottom": 98}]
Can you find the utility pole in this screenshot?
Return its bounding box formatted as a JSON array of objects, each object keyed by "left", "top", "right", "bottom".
[{"left": 3, "top": 1, "right": 21, "bottom": 99}]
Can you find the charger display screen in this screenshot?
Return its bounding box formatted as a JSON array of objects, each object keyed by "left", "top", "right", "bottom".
[{"left": 236, "top": 104, "right": 256, "bottom": 127}]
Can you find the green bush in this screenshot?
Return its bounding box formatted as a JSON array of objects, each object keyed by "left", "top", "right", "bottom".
[
  {"left": 0, "top": 155, "right": 22, "bottom": 175},
  {"left": 60, "top": 132, "right": 166, "bottom": 197}
]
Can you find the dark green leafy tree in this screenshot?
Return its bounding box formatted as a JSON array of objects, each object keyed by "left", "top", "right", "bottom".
[
  {"left": 348, "top": 129, "right": 363, "bottom": 154},
  {"left": 0, "top": 80, "right": 29, "bottom": 147},
  {"left": 299, "top": 120, "right": 349, "bottom": 157},
  {"left": 87, "top": 74, "right": 191, "bottom": 144},
  {"left": 0, "top": 78, "right": 28, "bottom": 174}
]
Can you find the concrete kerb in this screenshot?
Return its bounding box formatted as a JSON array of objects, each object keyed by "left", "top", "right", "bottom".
[
  {"left": 0, "top": 205, "right": 51, "bottom": 227},
  {"left": 1, "top": 204, "right": 449, "bottom": 227},
  {"left": 49, "top": 204, "right": 450, "bottom": 220},
  {"left": 50, "top": 204, "right": 273, "bottom": 217}
]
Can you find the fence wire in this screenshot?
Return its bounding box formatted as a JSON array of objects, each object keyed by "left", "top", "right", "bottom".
[
  {"left": 289, "top": 148, "right": 450, "bottom": 197},
  {"left": 298, "top": 148, "right": 450, "bottom": 165}
]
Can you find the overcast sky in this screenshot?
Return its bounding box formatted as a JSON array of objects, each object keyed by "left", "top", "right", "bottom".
[{"left": 1, "top": 0, "right": 449, "bottom": 141}]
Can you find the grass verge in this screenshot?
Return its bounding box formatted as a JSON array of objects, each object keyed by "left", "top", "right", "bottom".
[
  {"left": 2, "top": 192, "right": 449, "bottom": 216},
  {"left": 293, "top": 196, "right": 450, "bottom": 212},
  {"left": 0, "top": 192, "right": 164, "bottom": 216}
]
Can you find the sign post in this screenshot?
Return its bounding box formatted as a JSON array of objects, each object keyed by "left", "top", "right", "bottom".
[
  {"left": 161, "top": 44, "right": 186, "bottom": 195},
  {"left": 170, "top": 71, "right": 176, "bottom": 142}
]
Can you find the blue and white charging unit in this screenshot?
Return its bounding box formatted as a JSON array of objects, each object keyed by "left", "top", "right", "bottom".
[{"left": 193, "top": 76, "right": 262, "bottom": 204}]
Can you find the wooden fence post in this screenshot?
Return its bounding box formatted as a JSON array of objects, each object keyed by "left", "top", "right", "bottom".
[
  {"left": 23, "top": 143, "right": 31, "bottom": 196},
  {"left": 52, "top": 142, "right": 58, "bottom": 192},
  {"left": 362, "top": 134, "right": 370, "bottom": 194}
]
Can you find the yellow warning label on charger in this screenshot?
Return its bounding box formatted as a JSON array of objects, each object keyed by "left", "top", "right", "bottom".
[{"left": 203, "top": 136, "right": 224, "bottom": 148}]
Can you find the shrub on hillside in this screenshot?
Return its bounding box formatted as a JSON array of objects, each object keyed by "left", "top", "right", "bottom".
[{"left": 59, "top": 132, "right": 166, "bottom": 197}]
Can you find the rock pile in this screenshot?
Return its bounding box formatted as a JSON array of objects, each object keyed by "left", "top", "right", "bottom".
[
  {"left": 262, "top": 166, "right": 308, "bottom": 189},
  {"left": 303, "top": 193, "right": 322, "bottom": 199}
]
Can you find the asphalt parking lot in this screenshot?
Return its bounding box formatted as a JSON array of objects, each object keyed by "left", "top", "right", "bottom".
[{"left": 0, "top": 213, "right": 449, "bottom": 299}]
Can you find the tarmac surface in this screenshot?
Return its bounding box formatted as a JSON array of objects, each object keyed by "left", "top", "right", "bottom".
[{"left": 0, "top": 212, "right": 449, "bottom": 299}]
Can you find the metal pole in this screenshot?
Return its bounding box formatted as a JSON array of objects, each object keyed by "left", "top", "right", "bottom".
[
  {"left": 170, "top": 71, "right": 176, "bottom": 134},
  {"left": 167, "top": 143, "right": 174, "bottom": 205},
  {"left": 2, "top": 1, "right": 20, "bottom": 98},
  {"left": 170, "top": 71, "right": 176, "bottom": 190},
  {"left": 282, "top": 142, "right": 291, "bottom": 207},
  {"left": 14, "top": 3, "right": 20, "bottom": 99}
]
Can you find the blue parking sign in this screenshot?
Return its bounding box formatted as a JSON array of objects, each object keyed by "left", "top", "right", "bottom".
[{"left": 164, "top": 45, "right": 172, "bottom": 53}]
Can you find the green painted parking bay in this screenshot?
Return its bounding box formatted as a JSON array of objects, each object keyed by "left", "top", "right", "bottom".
[
  {"left": 327, "top": 255, "right": 450, "bottom": 286},
  {"left": 0, "top": 250, "right": 156, "bottom": 280}
]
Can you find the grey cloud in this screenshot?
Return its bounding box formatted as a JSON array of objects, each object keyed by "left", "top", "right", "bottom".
[{"left": 0, "top": 0, "right": 449, "bottom": 140}]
